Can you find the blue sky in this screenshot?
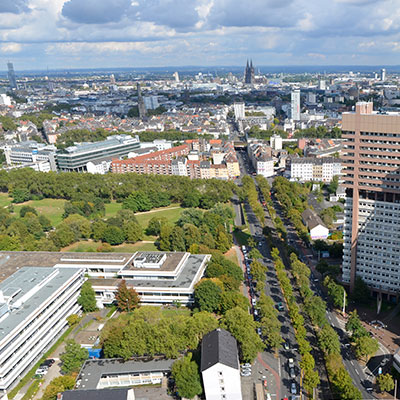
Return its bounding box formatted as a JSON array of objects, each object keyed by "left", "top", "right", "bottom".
[{"left": 1, "top": 0, "right": 400, "bottom": 71}]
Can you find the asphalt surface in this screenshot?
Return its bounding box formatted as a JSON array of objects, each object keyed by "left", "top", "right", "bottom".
[{"left": 235, "top": 150, "right": 301, "bottom": 400}]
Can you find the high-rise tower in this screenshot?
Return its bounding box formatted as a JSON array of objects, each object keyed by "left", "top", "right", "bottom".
[
  {"left": 244, "top": 60, "right": 255, "bottom": 84},
  {"left": 342, "top": 102, "right": 400, "bottom": 299},
  {"left": 291, "top": 89, "right": 301, "bottom": 121},
  {"left": 137, "top": 83, "right": 146, "bottom": 119},
  {"left": 7, "top": 62, "right": 17, "bottom": 90}
]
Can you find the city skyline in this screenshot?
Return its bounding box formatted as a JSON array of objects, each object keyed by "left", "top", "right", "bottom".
[{"left": 0, "top": 0, "right": 400, "bottom": 70}]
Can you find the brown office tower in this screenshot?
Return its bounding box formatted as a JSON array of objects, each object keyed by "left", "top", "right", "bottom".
[{"left": 342, "top": 102, "right": 400, "bottom": 300}]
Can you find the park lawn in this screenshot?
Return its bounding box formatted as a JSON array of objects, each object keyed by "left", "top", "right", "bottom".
[
  {"left": 0, "top": 193, "right": 12, "bottom": 209},
  {"left": 62, "top": 240, "right": 157, "bottom": 253},
  {"left": 135, "top": 204, "right": 184, "bottom": 239},
  {"left": 161, "top": 307, "right": 191, "bottom": 317},
  {"left": 13, "top": 198, "right": 66, "bottom": 226},
  {"left": 225, "top": 247, "right": 240, "bottom": 266},
  {"left": 104, "top": 201, "right": 122, "bottom": 219}
]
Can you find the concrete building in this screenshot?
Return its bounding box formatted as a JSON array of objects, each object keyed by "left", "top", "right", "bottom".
[
  {"left": 233, "top": 103, "right": 245, "bottom": 121},
  {"left": 290, "top": 157, "right": 341, "bottom": 183},
  {"left": 302, "top": 209, "right": 329, "bottom": 240},
  {"left": 143, "top": 96, "right": 159, "bottom": 110},
  {"left": 61, "top": 388, "right": 135, "bottom": 400},
  {"left": 75, "top": 358, "right": 173, "bottom": 390},
  {"left": 381, "top": 68, "right": 386, "bottom": 82},
  {"left": 270, "top": 134, "right": 283, "bottom": 150},
  {"left": 291, "top": 89, "right": 301, "bottom": 121},
  {"left": 342, "top": 102, "right": 400, "bottom": 297},
  {"left": 247, "top": 142, "right": 274, "bottom": 178},
  {"left": 0, "top": 267, "right": 83, "bottom": 392},
  {"left": 57, "top": 135, "right": 140, "bottom": 172},
  {"left": 3, "top": 141, "right": 57, "bottom": 171},
  {"left": 201, "top": 328, "right": 242, "bottom": 400},
  {"left": 7, "top": 62, "right": 17, "bottom": 90}
]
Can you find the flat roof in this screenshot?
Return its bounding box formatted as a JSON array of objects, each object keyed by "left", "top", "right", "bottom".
[
  {"left": 77, "top": 358, "right": 174, "bottom": 390},
  {"left": 125, "top": 252, "right": 185, "bottom": 272},
  {"left": 91, "top": 254, "right": 209, "bottom": 290},
  {"left": 0, "top": 267, "right": 79, "bottom": 342}
]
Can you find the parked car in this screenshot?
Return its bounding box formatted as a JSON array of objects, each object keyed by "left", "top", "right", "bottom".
[
  {"left": 288, "top": 358, "right": 294, "bottom": 368},
  {"left": 284, "top": 341, "right": 290, "bottom": 350},
  {"left": 35, "top": 367, "right": 48, "bottom": 375},
  {"left": 291, "top": 382, "right": 297, "bottom": 395},
  {"left": 241, "top": 363, "right": 252, "bottom": 369},
  {"left": 277, "top": 302, "right": 284, "bottom": 311},
  {"left": 41, "top": 359, "right": 55, "bottom": 368},
  {"left": 240, "top": 370, "right": 251, "bottom": 377},
  {"left": 290, "top": 367, "right": 295, "bottom": 379},
  {"left": 257, "top": 327, "right": 262, "bottom": 336}
]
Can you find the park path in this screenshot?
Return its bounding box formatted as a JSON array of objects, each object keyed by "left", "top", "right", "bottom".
[{"left": 134, "top": 206, "right": 181, "bottom": 215}]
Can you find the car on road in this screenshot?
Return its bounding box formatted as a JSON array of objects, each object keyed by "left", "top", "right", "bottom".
[
  {"left": 240, "top": 370, "right": 251, "bottom": 377},
  {"left": 35, "top": 367, "right": 48, "bottom": 375},
  {"left": 277, "top": 302, "right": 284, "bottom": 311},
  {"left": 257, "top": 327, "right": 262, "bottom": 336},
  {"left": 290, "top": 367, "right": 295, "bottom": 379},
  {"left": 288, "top": 358, "right": 294, "bottom": 368},
  {"left": 284, "top": 341, "right": 290, "bottom": 350},
  {"left": 41, "top": 359, "right": 55, "bottom": 368},
  {"left": 291, "top": 382, "right": 297, "bottom": 395},
  {"left": 251, "top": 298, "right": 257, "bottom": 306},
  {"left": 241, "top": 363, "right": 251, "bottom": 368}
]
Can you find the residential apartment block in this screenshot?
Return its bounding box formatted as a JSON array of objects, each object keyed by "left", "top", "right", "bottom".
[
  {"left": 0, "top": 267, "right": 83, "bottom": 392},
  {"left": 247, "top": 142, "right": 274, "bottom": 177},
  {"left": 342, "top": 102, "right": 400, "bottom": 298},
  {"left": 112, "top": 140, "right": 240, "bottom": 180},
  {"left": 290, "top": 157, "right": 342, "bottom": 182}
]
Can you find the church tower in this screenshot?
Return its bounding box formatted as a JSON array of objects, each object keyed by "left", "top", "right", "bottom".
[{"left": 244, "top": 60, "right": 255, "bottom": 84}]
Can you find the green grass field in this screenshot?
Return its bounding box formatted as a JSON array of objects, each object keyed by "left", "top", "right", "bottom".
[
  {"left": 104, "top": 202, "right": 122, "bottom": 218},
  {"left": 13, "top": 199, "right": 66, "bottom": 226},
  {"left": 62, "top": 240, "right": 157, "bottom": 253},
  {"left": 0, "top": 193, "right": 11, "bottom": 209}
]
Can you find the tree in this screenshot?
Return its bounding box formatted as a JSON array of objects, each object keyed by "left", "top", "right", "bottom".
[
  {"left": 194, "top": 279, "right": 222, "bottom": 313},
  {"left": 328, "top": 175, "right": 339, "bottom": 194},
  {"left": 354, "top": 335, "right": 379, "bottom": 361},
  {"left": 103, "top": 225, "right": 125, "bottom": 245},
  {"left": 181, "top": 191, "right": 201, "bottom": 208},
  {"left": 220, "top": 307, "right": 264, "bottom": 362},
  {"left": 170, "top": 226, "right": 186, "bottom": 251},
  {"left": 346, "top": 310, "right": 364, "bottom": 338},
  {"left": 39, "top": 214, "right": 52, "bottom": 231},
  {"left": 158, "top": 223, "right": 173, "bottom": 251},
  {"left": 318, "top": 324, "right": 340, "bottom": 355},
  {"left": 146, "top": 216, "right": 168, "bottom": 236},
  {"left": 352, "top": 277, "right": 370, "bottom": 303},
  {"left": 115, "top": 280, "right": 140, "bottom": 312},
  {"left": 19, "top": 205, "right": 37, "bottom": 217},
  {"left": 171, "top": 353, "right": 202, "bottom": 399},
  {"left": 67, "top": 314, "right": 81, "bottom": 326},
  {"left": 77, "top": 281, "right": 97, "bottom": 312},
  {"left": 60, "top": 340, "right": 88, "bottom": 373},
  {"left": 42, "top": 375, "right": 76, "bottom": 400},
  {"left": 219, "top": 291, "right": 248, "bottom": 314},
  {"left": 123, "top": 222, "right": 143, "bottom": 243},
  {"left": 123, "top": 191, "right": 152, "bottom": 212},
  {"left": 376, "top": 373, "right": 395, "bottom": 393}
]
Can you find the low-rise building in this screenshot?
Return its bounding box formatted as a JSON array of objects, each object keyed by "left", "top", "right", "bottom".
[
  {"left": 61, "top": 388, "right": 135, "bottom": 400},
  {"left": 201, "top": 328, "right": 242, "bottom": 400},
  {"left": 75, "top": 358, "right": 173, "bottom": 390},
  {"left": 301, "top": 209, "right": 329, "bottom": 240}
]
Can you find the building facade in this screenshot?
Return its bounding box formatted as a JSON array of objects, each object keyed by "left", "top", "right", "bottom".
[
  {"left": 342, "top": 102, "right": 400, "bottom": 297},
  {"left": 0, "top": 267, "right": 83, "bottom": 392},
  {"left": 244, "top": 60, "right": 255, "bottom": 84},
  {"left": 201, "top": 329, "right": 242, "bottom": 400},
  {"left": 290, "top": 157, "right": 341, "bottom": 183},
  {"left": 291, "top": 89, "right": 301, "bottom": 121},
  {"left": 57, "top": 135, "right": 140, "bottom": 172}
]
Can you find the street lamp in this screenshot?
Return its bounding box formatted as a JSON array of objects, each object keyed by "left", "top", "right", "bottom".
[{"left": 126, "top": 298, "right": 130, "bottom": 313}]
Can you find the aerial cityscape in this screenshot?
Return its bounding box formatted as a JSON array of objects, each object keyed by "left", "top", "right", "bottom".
[{"left": 0, "top": 1, "right": 400, "bottom": 400}]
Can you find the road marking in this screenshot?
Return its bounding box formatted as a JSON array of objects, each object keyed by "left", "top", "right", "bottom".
[
  {"left": 278, "top": 357, "right": 281, "bottom": 377},
  {"left": 328, "top": 315, "right": 332, "bottom": 321},
  {"left": 355, "top": 369, "right": 359, "bottom": 376},
  {"left": 350, "top": 361, "right": 354, "bottom": 366}
]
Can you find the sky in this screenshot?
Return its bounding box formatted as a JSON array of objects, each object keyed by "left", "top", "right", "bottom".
[{"left": 1, "top": 0, "right": 400, "bottom": 71}]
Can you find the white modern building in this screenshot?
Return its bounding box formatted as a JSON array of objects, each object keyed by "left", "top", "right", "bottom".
[
  {"left": 270, "top": 134, "right": 283, "bottom": 150},
  {"left": 0, "top": 267, "right": 83, "bottom": 393},
  {"left": 201, "top": 329, "right": 242, "bottom": 400},
  {"left": 3, "top": 141, "right": 57, "bottom": 171},
  {"left": 290, "top": 157, "right": 341, "bottom": 183},
  {"left": 143, "top": 96, "right": 159, "bottom": 110},
  {"left": 291, "top": 89, "right": 301, "bottom": 121},
  {"left": 233, "top": 103, "right": 245, "bottom": 120}
]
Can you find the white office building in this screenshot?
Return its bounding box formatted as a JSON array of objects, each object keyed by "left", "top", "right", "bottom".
[
  {"left": 270, "top": 134, "right": 283, "bottom": 150},
  {"left": 233, "top": 103, "right": 245, "bottom": 120},
  {"left": 143, "top": 96, "right": 159, "bottom": 110},
  {"left": 291, "top": 89, "right": 301, "bottom": 121},
  {"left": 0, "top": 267, "right": 83, "bottom": 392}
]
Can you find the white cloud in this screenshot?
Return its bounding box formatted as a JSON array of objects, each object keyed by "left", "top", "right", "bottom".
[{"left": 0, "top": 43, "right": 23, "bottom": 53}]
